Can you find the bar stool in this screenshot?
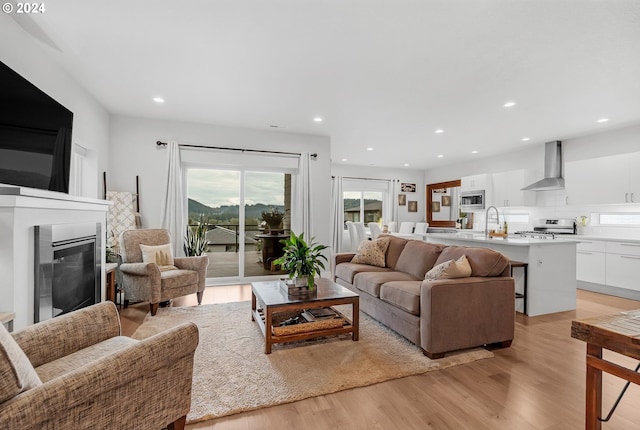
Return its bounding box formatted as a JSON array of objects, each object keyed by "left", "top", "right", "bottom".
[{"left": 510, "top": 260, "right": 528, "bottom": 315}]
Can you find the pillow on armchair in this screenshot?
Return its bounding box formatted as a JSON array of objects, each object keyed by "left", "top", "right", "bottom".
[{"left": 140, "top": 244, "right": 178, "bottom": 271}]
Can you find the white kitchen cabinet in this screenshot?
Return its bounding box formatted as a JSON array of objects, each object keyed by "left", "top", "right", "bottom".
[
  {"left": 576, "top": 240, "right": 606, "bottom": 284},
  {"left": 605, "top": 253, "right": 640, "bottom": 291},
  {"left": 491, "top": 169, "right": 536, "bottom": 207},
  {"left": 629, "top": 159, "right": 640, "bottom": 203},
  {"left": 565, "top": 152, "right": 640, "bottom": 205},
  {"left": 461, "top": 174, "right": 489, "bottom": 192},
  {"left": 604, "top": 240, "right": 640, "bottom": 291}
]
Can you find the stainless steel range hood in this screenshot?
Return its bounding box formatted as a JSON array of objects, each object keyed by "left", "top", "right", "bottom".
[{"left": 521, "top": 141, "right": 564, "bottom": 191}]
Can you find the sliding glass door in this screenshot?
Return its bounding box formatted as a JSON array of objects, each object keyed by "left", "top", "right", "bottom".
[
  {"left": 243, "top": 171, "right": 287, "bottom": 277},
  {"left": 187, "top": 168, "right": 242, "bottom": 278},
  {"left": 186, "top": 168, "right": 290, "bottom": 282}
]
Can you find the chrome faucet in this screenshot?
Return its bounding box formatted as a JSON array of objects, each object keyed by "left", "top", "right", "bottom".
[{"left": 485, "top": 205, "right": 500, "bottom": 237}]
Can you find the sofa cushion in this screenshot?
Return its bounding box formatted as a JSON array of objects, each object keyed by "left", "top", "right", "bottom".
[
  {"left": 379, "top": 235, "right": 409, "bottom": 270},
  {"left": 0, "top": 324, "right": 42, "bottom": 403},
  {"left": 434, "top": 246, "right": 509, "bottom": 277},
  {"left": 161, "top": 269, "right": 199, "bottom": 290},
  {"left": 351, "top": 237, "right": 390, "bottom": 267},
  {"left": 394, "top": 241, "right": 445, "bottom": 279},
  {"left": 354, "top": 271, "right": 420, "bottom": 298},
  {"left": 380, "top": 281, "right": 422, "bottom": 315},
  {"left": 425, "top": 254, "right": 472, "bottom": 280},
  {"left": 335, "top": 263, "right": 391, "bottom": 284}
]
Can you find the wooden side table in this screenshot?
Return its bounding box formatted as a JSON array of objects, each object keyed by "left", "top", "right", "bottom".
[
  {"left": 572, "top": 311, "right": 640, "bottom": 429},
  {"left": 105, "top": 262, "right": 118, "bottom": 302},
  {"left": 1, "top": 312, "right": 16, "bottom": 332}
]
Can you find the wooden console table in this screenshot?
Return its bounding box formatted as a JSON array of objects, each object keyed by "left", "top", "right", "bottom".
[
  {"left": 105, "top": 263, "right": 118, "bottom": 302},
  {"left": 572, "top": 310, "right": 640, "bottom": 430},
  {"left": 1, "top": 312, "right": 15, "bottom": 332}
]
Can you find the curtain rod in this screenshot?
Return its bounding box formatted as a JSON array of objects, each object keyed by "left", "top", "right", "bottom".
[
  {"left": 156, "top": 141, "right": 317, "bottom": 159},
  {"left": 333, "top": 176, "right": 398, "bottom": 182}
]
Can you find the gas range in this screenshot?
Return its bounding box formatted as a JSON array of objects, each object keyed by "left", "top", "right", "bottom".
[
  {"left": 514, "top": 218, "right": 576, "bottom": 239},
  {"left": 514, "top": 231, "right": 559, "bottom": 239}
]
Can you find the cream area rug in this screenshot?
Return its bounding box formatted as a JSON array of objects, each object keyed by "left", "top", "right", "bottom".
[{"left": 131, "top": 302, "right": 493, "bottom": 424}]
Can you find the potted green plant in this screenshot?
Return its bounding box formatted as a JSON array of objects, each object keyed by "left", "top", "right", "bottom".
[
  {"left": 261, "top": 207, "right": 284, "bottom": 234},
  {"left": 274, "top": 232, "right": 328, "bottom": 289},
  {"left": 184, "top": 215, "right": 210, "bottom": 256}
]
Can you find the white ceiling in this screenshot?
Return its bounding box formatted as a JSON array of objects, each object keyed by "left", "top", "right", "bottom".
[{"left": 14, "top": 0, "right": 640, "bottom": 169}]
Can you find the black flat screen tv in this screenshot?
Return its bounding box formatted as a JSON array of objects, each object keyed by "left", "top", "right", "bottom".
[{"left": 0, "top": 60, "right": 73, "bottom": 193}]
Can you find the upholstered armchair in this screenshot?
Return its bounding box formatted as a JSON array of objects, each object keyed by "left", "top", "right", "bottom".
[
  {"left": 0, "top": 301, "right": 198, "bottom": 430},
  {"left": 119, "top": 229, "right": 209, "bottom": 316}
]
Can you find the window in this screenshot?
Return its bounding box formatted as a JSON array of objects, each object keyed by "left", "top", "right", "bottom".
[
  {"left": 343, "top": 191, "right": 383, "bottom": 225},
  {"left": 342, "top": 178, "right": 389, "bottom": 228},
  {"left": 597, "top": 213, "right": 640, "bottom": 226}
]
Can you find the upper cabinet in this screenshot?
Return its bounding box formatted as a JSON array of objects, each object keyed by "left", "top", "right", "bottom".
[
  {"left": 460, "top": 174, "right": 489, "bottom": 192},
  {"left": 491, "top": 169, "right": 536, "bottom": 207},
  {"left": 565, "top": 152, "right": 640, "bottom": 205}
]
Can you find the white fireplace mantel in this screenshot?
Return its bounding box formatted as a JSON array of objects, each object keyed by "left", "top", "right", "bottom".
[{"left": 0, "top": 185, "right": 111, "bottom": 330}]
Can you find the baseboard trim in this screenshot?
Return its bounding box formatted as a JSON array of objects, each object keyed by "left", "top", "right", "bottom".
[{"left": 577, "top": 281, "right": 640, "bottom": 301}]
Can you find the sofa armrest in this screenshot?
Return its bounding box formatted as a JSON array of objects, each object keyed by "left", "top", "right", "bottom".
[
  {"left": 174, "top": 255, "right": 209, "bottom": 292},
  {"left": 13, "top": 302, "right": 121, "bottom": 368},
  {"left": 1, "top": 322, "right": 199, "bottom": 429},
  {"left": 331, "top": 252, "right": 355, "bottom": 279},
  {"left": 334, "top": 252, "right": 356, "bottom": 265},
  {"left": 420, "top": 276, "right": 515, "bottom": 355}
]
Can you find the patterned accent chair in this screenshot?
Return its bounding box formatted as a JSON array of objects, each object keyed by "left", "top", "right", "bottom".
[
  {"left": 0, "top": 302, "right": 198, "bottom": 430},
  {"left": 119, "top": 229, "right": 209, "bottom": 316}
]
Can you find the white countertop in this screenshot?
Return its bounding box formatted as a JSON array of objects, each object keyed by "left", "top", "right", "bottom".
[{"left": 425, "top": 232, "right": 580, "bottom": 246}]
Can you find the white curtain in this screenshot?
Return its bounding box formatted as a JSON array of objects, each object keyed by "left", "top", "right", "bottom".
[
  {"left": 161, "top": 141, "right": 185, "bottom": 257},
  {"left": 330, "top": 176, "right": 344, "bottom": 253},
  {"left": 387, "top": 179, "right": 400, "bottom": 227},
  {"left": 292, "top": 152, "right": 313, "bottom": 238}
]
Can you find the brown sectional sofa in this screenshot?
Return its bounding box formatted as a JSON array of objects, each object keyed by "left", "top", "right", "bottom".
[{"left": 332, "top": 234, "right": 515, "bottom": 358}]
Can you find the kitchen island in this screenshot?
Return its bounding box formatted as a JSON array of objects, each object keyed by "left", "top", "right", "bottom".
[{"left": 424, "top": 233, "right": 578, "bottom": 316}]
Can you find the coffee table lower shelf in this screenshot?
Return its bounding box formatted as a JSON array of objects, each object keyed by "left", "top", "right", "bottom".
[{"left": 251, "top": 307, "right": 358, "bottom": 354}]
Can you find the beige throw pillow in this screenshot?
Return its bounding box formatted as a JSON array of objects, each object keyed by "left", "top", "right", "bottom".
[
  {"left": 140, "top": 244, "right": 178, "bottom": 271},
  {"left": 351, "top": 237, "right": 390, "bottom": 268},
  {"left": 425, "top": 254, "right": 472, "bottom": 280},
  {"left": 0, "top": 324, "right": 42, "bottom": 403}
]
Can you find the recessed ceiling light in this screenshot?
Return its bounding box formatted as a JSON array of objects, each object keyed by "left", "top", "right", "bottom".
[
  {"left": 503, "top": 101, "right": 516, "bottom": 108},
  {"left": 366, "top": 147, "right": 374, "bottom": 151},
  {"left": 269, "top": 125, "right": 279, "bottom": 128},
  {"left": 403, "top": 163, "right": 410, "bottom": 167},
  {"left": 435, "top": 129, "right": 444, "bottom": 134},
  {"left": 597, "top": 118, "right": 609, "bottom": 123},
  {"left": 471, "top": 150, "right": 479, "bottom": 154},
  {"left": 521, "top": 137, "right": 530, "bottom": 142},
  {"left": 341, "top": 158, "right": 348, "bottom": 162},
  {"left": 313, "top": 117, "right": 323, "bottom": 122},
  {"left": 437, "top": 154, "right": 444, "bottom": 158},
  {"left": 153, "top": 97, "right": 165, "bottom": 103}
]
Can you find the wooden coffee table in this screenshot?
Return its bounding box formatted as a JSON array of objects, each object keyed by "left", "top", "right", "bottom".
[{"left": 251, "top": 278, "right": 359, "bottom": 354}]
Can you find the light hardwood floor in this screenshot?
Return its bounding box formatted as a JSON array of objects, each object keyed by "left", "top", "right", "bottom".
[{"left": 120, "top": 287, "right": 640, "bottom": 430}]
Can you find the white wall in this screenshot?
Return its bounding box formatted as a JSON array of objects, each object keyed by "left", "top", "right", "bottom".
[
  {"left": 108, "top": 115, "right": 332, "bottom": 247},
  {"left": 0, "top": 15, "right": 110, "bottom": 198},
  {"left": 426, "top": 123, "right": 640, "bottom": 185},
  {"left": 425, "top": 123, "right": 640, "bottom": 238},
  {"left": 331, "top": 164, "right": 426, "bottom": 224}
]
